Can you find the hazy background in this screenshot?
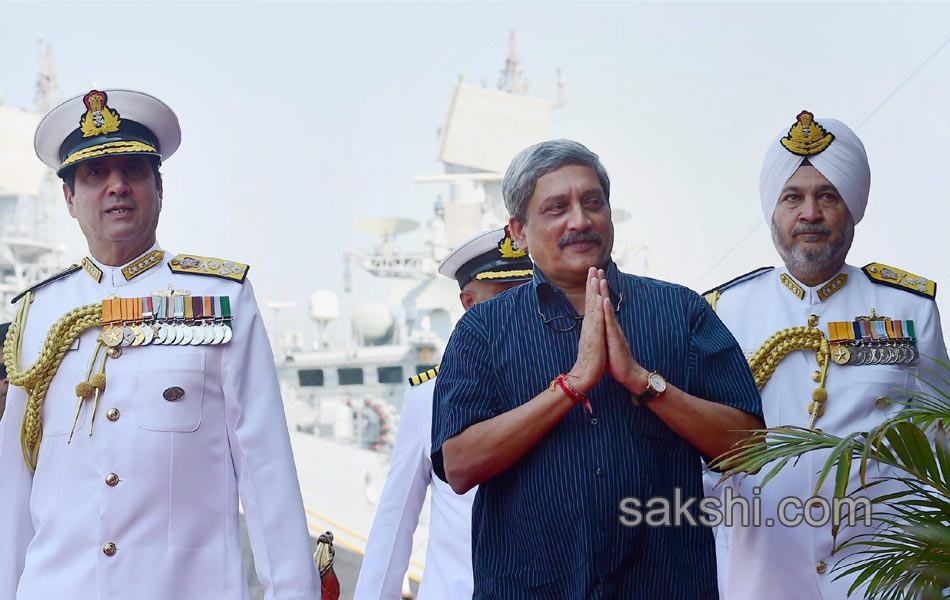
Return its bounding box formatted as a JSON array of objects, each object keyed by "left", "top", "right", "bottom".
[{"left": 3, "top": 1, "right": 950, "bottom": 341}]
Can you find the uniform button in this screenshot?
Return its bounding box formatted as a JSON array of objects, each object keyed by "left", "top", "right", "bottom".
[
  {"left": 103, "top": 542, "right": 117, "bottom": 557},
  {"left": 106, "top": 408, "right": 120, "bottom": 421},
  {"left": 595, "top": 467, "right": 603, "bottom": 476},
  {"left": 591, "top": 418, "right": 599, "bottom": 426},
  {"left": 105, "top": 473, "right": 119, "bottom": 487},
  {"left": 163, "top": 386, "right": 185, "bottom": 402},
  {"left": 816, "top": 560, "right": 827, "bottom": 574},
  {"left": 875, "top": 396, "right": 891, "bottom": 409}
]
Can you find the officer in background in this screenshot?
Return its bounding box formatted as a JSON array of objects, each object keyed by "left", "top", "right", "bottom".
[
  {"left": 0, "top": 89, "right": 321, "bottom": 599},
  {"left": 355, "top": 226, "right": 533, "bottom": 600},
  {"left": 705, "top": 111, "right": 950, "bottom": 599}
]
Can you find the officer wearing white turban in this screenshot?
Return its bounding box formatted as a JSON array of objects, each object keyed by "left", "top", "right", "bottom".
[{"left": 704, "top": 111, "right": 949, "bottom": 600}]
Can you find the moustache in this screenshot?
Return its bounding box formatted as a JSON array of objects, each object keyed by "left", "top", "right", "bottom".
[
  {"left": 792, "top": 224, "right": 831, "bottom": 236},
  {"left": 557, "top": 231, "right": 603, "bottom": 249}
]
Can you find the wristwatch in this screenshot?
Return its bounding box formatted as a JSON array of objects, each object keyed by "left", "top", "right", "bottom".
[{"left": 636, "top": 371, "right": 667, "bottom": 402}]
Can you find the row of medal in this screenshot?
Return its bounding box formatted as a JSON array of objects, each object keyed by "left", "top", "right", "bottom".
[
  {"left": 828, "top": 316, "right": 918, "bottom": 366},
  {"left": 101, "top": 294, "right": 233, "bottom": 348}
]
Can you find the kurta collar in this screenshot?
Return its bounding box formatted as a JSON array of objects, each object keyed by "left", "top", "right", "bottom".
[
  {"left": 778, "top": 265, "right": 850, "bottom": 306},
  {"left": 533, "top": 260, "right": 622, "bottom": 316},
  {"left": 83, "top": 242, "right": 167, "bottom": 289}
]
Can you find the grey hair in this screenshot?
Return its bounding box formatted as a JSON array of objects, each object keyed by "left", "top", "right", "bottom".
[{"left": 502, "top": 139, "right": 610, "bottom": 223}]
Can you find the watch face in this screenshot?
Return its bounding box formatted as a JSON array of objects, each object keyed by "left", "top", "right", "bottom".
[{"left": 648, "top": 373, "right": 667, "bottom": 393}]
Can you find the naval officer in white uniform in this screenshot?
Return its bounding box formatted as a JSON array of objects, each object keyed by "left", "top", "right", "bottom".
[
  {"left": 354, "top": 226, "right": 533, "bottom": 600},
  {"left": 705, "top": 111, "right": 949, "bottom": 599},
  {"left": 0, "top": 89, "right": 321, "bottom": 599}
]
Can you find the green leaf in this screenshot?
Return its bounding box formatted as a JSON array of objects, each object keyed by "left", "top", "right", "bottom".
[
  {"left": 933, "top": 422, "right": 950, "bottom": 486},
  {"left": 896, "top": 422, "right": 940, "bottom": 482},
  {"left": 834, "top": 450, "right": 853, "bottom": 499},
  {"left": 884, "top": 426, "right": 915, "bottom": 472},
  {"left": 814, "top": 432, "right": 859, "bottom": 495}
]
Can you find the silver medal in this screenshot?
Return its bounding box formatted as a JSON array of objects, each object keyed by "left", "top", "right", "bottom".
[
  {"left": 141, "top": 323, "right": 154, "bottom": 346},
  {"left": 190, "top": 325, "right": 205, "bottom": 345},
  {"left": 852, "top": 347, "right": 868, "bottom": 366}
]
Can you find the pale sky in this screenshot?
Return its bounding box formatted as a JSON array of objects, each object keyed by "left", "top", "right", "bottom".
[{"left": 3, "top": 1, "right": 950, "bottom": 341}]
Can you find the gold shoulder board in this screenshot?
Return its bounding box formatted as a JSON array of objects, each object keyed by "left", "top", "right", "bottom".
[
  {"left": 703, "top": 290, "right": 721, "bottom": 311},
  {"left": 701, "top": 266, "right": 774, "bottom": 312},
  {"left": 408, "top": 365, "right": 440, "bottom": 387},
  {"left": 863, "top": 263, "right": 936, "bottom": 300},
  {"left": 168, "top": 254, "right": 249, "bottom": 283},
  {"left": 11, "top": 264, "right": 81, "bottom": 304}
]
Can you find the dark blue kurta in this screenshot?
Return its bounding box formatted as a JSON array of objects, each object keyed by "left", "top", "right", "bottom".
[{"left": 432, "top": 262, "right": 762, "bottom": 599}]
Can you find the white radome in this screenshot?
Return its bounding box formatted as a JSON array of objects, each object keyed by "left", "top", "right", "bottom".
[
  {"left": 351, "top": 302, "right": 395, "bottom": 346},
  {"left": 309, "top": 290, "right": 340, "bottom": 324}
]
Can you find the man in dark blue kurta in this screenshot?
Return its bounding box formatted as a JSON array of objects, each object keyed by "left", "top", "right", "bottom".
[{"left": 432, "top": 139, "right": 764, "bottom": 599}]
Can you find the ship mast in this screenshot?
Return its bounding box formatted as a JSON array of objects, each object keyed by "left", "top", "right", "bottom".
[
  {"left": 498, "top": 31, "right": 528, "bottom": 94},
  {"left": 34, "top": 38, "right": 58, "bottom": 113},
  {"left": 32, "top": 39, "right": 60, "bottom": 244}
]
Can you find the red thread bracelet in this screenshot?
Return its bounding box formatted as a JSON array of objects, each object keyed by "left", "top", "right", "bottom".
[{"left": 549, "top": 374, "right": 593, "bottom": 414}]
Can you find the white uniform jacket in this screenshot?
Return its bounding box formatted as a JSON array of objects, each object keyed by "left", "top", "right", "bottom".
[
  {"left": 713, "top": 263, "right": 949, "bottom": 600},
  {"left": 0, "top": 246, "right": 321, "bottom": 600},
  {"left": 354, "top": 378, "right": 476, "bottom": 600}
]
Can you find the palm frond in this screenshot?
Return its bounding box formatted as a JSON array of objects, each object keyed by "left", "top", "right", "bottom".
[{"left": 708, "top": 364, "right": 950, "bottom": 599}]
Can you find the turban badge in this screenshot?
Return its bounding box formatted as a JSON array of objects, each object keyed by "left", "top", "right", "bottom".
[{"left": 780, "top": 110, "right": 834, "bottom": 156}]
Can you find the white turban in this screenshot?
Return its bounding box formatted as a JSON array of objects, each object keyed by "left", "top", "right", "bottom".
[{"left": 759, "top": 113, "right": 870, "bottom": 225}]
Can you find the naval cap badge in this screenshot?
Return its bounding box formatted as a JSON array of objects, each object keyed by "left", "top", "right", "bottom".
[
  {"left": 780, "top": 110, "right": 835, "bottom": 156},
  {"left": 497, "top": 225, "right": 527, "bottom": 259},
  {"left": 79, "top": 90, "right": 122, "bottom": 138}
]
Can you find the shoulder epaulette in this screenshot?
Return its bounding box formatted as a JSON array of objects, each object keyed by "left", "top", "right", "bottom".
[
  {"left": 408, "top": 365, "right": 440, "bottom": 386},
  {"left": 168, "top": 254, "right": 249, "bottom": 283},
  {"left": 11, "top": 264, "right": 81, "bottom": 304},
  {"left": 863, "top": 262, "right": 936, "bottom": 300},
  {"left": 701, "top": 267, "right": 774, "bottom": 311}
]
